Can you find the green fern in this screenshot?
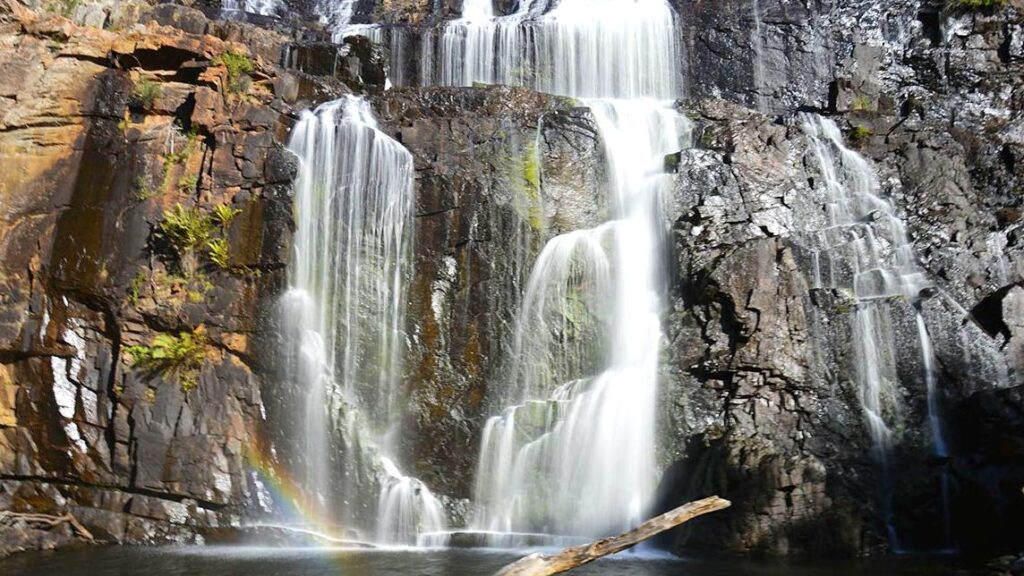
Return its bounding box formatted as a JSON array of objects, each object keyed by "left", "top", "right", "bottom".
[
  {"left": 159, "top": 204, "right": 213, "bottom": 253},
  {"left": 125, "top": 328, "right": 207, "bottom": 392},
  {"left": 131, "top": 78, "right": 162, "bottom": 111},
  {"left": 215, "top": 52, "right": 255, "bottom": 94},
  {"left": 207, "top": 238, "right": 231, "bottom": 269},
  {"left": 212, "top": 204, "right": 242, "bottom": 230}
]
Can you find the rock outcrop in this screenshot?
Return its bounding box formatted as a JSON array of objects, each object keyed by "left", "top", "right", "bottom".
[
  {"left": 655, "top": 0, "right": 1024, "bottom": 556},
  {"left": 371, "top": 87, "right": 606, "bottom": 497},
  {"left": 0, "top": 0, "right": 300, "bottom": 553}
]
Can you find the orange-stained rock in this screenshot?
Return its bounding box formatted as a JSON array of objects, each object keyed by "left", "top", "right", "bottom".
[
  {"left": 0, "top": 365, "right": 16, "bottom": 427},
  {"left": 0, "top": 0, "right": 298, "bottom": 556}
]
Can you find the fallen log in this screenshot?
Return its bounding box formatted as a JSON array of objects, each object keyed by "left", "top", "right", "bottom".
[
  {"left": 0, "top": 510, "right": 95, "bottom": 541},
  {"left": 493, "top": 496, "right": 731, "bottom": 576}
]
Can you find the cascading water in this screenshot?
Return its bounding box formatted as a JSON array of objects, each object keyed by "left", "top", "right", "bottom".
[
  {"left": 917, "top": 314, "right": 954, "bottom": 549},
  {"left": 418, "top": 0, "right": 688, "bottom": 542},
  {"left": 473, "top": 102, "right": 685, "bottom": 540},
  {"left": 282, "top": 96, "right": 445, "bottom": 544},
  {"left": 315, "top": 1, "right": 410, "bottom": 89},
  {"left": 316, "top": 0, "right": 358, "bottom": 36},
  {"left": 222, "top": 0, "right": 281, "bottom": 16},
  {"left": 429, "top": 0, "right": 680, "bottom": 99},
  {"left": 800, "top": 114, "right": 951, "bottom": 548},
  {"left": 751, "top": 0, "right": 769, "bottom": 113}
]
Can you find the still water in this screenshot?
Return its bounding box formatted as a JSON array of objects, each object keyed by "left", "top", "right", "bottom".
[{"left": 1, "top": 547, "right": 987, "bottom": 576}]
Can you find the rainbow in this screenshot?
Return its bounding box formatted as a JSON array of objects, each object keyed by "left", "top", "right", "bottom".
[{"left": 243, "top": 437, "right": 345, "bottom": 542}]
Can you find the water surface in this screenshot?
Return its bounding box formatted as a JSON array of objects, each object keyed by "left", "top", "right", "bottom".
[{"left": 2, "top": 547, "right": 988, "bottom": 576}]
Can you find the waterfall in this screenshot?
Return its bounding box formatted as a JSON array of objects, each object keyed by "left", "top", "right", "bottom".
[
  {"left": 800, "top": 114, "right": 951, "bottom": 548},
  {"left": 222, "top": 0, "right": 281, "bottom": 16},
  {"left": 282, "top": 96, "right": 445, "bottom": 544},
  {"left": 916, "top": 314, "right": 954, "bottom": 549},
  {"left": 429, "top": 0, "right": 680, "bottom": 99},
  {"left": 376, "top": 457, "right": 448, "bottom": 545},
  {"left": 415, "top": 0, "right": 688, "bottom": 542},
  {"left": 751, "top": 0, "right": 769, "bottom": 113},
  {"left": 317, "top": 0, "right": 359, "bottom": 35},
  {"left": 473, "top": 101, "right": 684, "bottom": 541}
]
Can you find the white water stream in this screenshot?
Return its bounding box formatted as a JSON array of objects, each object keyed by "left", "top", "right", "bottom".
[
  {"left": 414, "top": 0, "right": 688, "bottom": 541},
  {"left": 474, "top": 101, "right": 684, "bottom": 539},
  {"left": 801, "top": 114, "right": 950, "bottom": 547},
  {"left": 222, "top": 0, "right": 282, "bottom": 16},
  {"left": 430, "top": 0, "right": 680, "bottom": 99},
  {"left": 751, "top": 0, "right": 769, "bottom": 112},
  {"left": 283, "top": 96, "right": 445, "bottom": 544}
]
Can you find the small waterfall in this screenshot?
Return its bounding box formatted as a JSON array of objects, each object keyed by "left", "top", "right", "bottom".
[
  {"left": 917, "top": 317, "right": 948, "bottom": 460},
  {"left": 282, "top": 96, "right": 445, "bottom": 544},
  {"left": 803, "top": 114, "right": 905, "bottom": 478},
  {"left": 916, "top": 315, "right": 954, "bottom": 549},
  {"left": 222, "top": 0, "right": 281, "bottom": 16},
  {"left": 751, "top": 0, "right": 769, "bottom": 113},
  {"left": 317, "top": 0, "right": 359, "bottom": 35},
  {"left": 376, "top": 457, "right": 448, "bottom": 545},
  {"left": 344, "top": 25, "right": 412, "bottom": 89},
  {"left": 801, "top": 114, "right": 952, "bottom": 548},
  {"left": 986, "top": 231, "right": 1012, "bottom": 286},
  {"left": 428, "top": 0, "right": 680, "bottom": 99}
]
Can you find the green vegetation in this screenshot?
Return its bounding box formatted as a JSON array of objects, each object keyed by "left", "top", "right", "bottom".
[
  {"left": 212, "top": 204, "right": 242, "bottom": 230},
  {"left": 45, "top": 0, "right": 79, "bottom": 17},
  {"left": 124, "top": 328, "right": 207, "bottom": 392},
  {"left": 215, "top": 52, "right": 255, "bottom": 94},
  {"left": 499, "top": 140, "right": 546, "bottom": 233},
  {"left": 849, "top": 126, "right": 873, "bottom": 147},
  {"left": 522, "top": 142, "right": 541, "bottom": 192},
  {"left": 555, "top": 96, "right": 581, "bottom": 110},
  {"left": 151, "top": 269, "right": 215, "bottom": 306},
  {"left": 128, "top": 271, "right": 146, "bottom": 304},
  {"left": 851, "top": 96, "right": 873, "bottom": 112},
  {"left": 133, "top": 176, "right": 156, "bottom": 201},
  {"left": 947, "top": 0, "right": 1006, "bottom": 9},
  {"left": 157, "top": 203, "right": 239, "bottom": 275},
  {"left": 207, "top": 238, "right": 231, "bottom": 270},
  {"left": 131, "top": 78, "right": 162, "bottom": 111},
  {"left": 518, "top": 142, "right": 545, "bottom": 231},
  {"left": 159, "top": 126, "right": 204, "bottom": 194},
  {"left": 165, "top": 128, "right": 201, "bottom": 166},
  {"left": 160, "top": 204, "right": 214, "bottom": 257},
  {"left": 178, "top": 173, "right": 199, "bottom": 193}
]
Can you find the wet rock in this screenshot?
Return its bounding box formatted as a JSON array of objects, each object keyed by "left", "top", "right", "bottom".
[{"left": 367, "top": 85, "right": 605, "bottom": 497}]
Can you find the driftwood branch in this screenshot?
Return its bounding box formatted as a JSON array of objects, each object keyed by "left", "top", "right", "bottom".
[
  {"left": 494, "top": 496, "right": 731, "bottom": 576},
  {"left": 0, "top": 510, "right": 95, "bottom": 541}
]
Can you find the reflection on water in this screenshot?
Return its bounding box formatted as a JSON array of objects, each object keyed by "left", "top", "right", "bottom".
[{"left": 1, "top": 547, "right": 987, "bottom": 576}]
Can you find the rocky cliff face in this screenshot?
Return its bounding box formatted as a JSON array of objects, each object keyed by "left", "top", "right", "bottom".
[
  {"left": 659, "top": 0, "right": 1024, "bottom": 556},
  {"left": 371, "top": 87, "right": 606, "bottom": 498},
  {"left": 0, "top": 0, "right": 301, "bottom": 554},
  {"left": 0, "top": 0, "right": 1021, "bottom": 562}
]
